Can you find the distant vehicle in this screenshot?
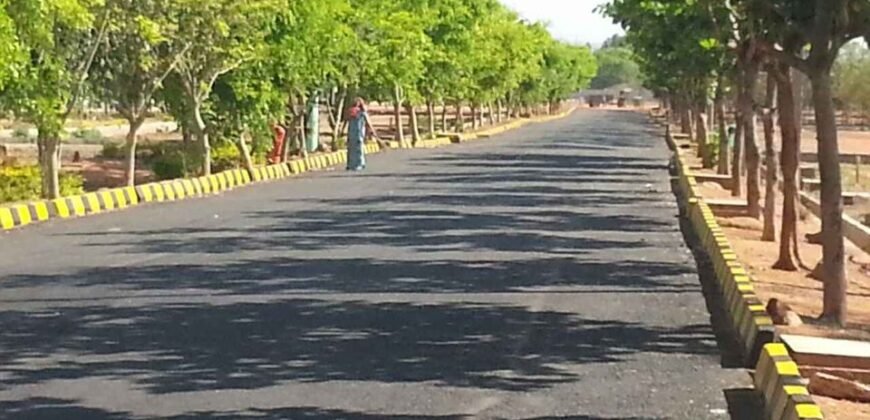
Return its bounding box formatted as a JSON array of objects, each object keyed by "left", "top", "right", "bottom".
[{"left": 617, "top": 89, "right": 632, "bottom": 108}]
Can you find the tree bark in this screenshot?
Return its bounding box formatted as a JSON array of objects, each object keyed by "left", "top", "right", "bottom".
[
  {"left": 811, "top": 69, "right": 847, "bottom": 324},
  {"left": 715, "top": 82, "right": 729, "bottom": 175},
  {"left": 732, "top": 107, "right": 744, "bottom": 197},
  {"left": 427, "top": 99, "right": 436, "bottom": 139},
  {"left": 773, "top": 63, "right": 801, "bottom": 271},
  {"left": 496, "top": 100, "right": 503, "bottom": 123},
  {"left": 441, "top": 101, "right": 448, "bottom": 132},
  {"left": 471, "top": 103, "right": 479, "bottom": 130},
  {"left": 37, "top": 130, "right": 62, "bottom": 199},
  {"left": 393, "top": 85, "right": 404, "bottom": 144},
  {"left": 237, "top": 131, "right": 255, "bottom": 176},
  {"left": 762, "top": 71, "right": 778, "bottom": 242},
  {"left": 329, "top": 91, "right": 346, "bottom": 150},
  {"left": 679, "top": 96, "right": 694, "bottom": 138},
  {"left": 124, "top": 117, "right": 145, "bottom": 187},
  {"left": 454, "top": 101, "right": 464, "bottom": 132},
  {"left": 192, "top": 102, "right": 210, "bottom": 176},
  {"left": 741, "top": 61, "right": 762, "bottom": 218},
  {"left": 697, "top": 107, "right": 712, "bottom": 167},
  {"left": 488, "top": 103, "right": 495, "bottom": 126},
  {"left": 407, "top": 103, "right": 421, "bottom": 144}
]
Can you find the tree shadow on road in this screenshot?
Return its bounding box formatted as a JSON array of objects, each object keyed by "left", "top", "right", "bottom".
[{"left": 0, "top": 111, "right": 738, "bottom": 418}]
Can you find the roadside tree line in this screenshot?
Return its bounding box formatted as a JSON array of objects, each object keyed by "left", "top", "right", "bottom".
[
  {"left": 602, "top": 0, "right": 870, "bottom": 325},
  {"left": 0, "top": 0, "right": 597, "bottom": 197}
]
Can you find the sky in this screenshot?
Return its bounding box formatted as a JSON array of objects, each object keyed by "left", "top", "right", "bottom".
[{"left": 499, "top": 0, "right": 623, "bottom": 48}]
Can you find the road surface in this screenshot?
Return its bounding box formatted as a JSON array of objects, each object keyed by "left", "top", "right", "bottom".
[{"left": 0, "top": 110, "right": 751, "bottom": 419}]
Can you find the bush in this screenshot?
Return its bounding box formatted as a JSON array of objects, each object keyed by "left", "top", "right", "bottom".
[
  {"left": 146, "top": 142, "right": 202, "bottom": 181},
  {"left": 100, "top": 142, "right": 126, "bottom": 160},
  {"left": 0, "top": 165, "right": 84, "bottom": 203},
  {"left": 211, "top": 141, "right": 241, "bottom": 173},
  {"left": 151, "top": 152, "right": 187, "bottom": 181},
  {"left": 71, "top": 128, "right": 105, "bottom": 144},
  {"left": 12, "top": 128, "right": 33, "bottom": 143}
]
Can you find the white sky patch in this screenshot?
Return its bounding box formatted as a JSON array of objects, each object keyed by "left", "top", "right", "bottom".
[{"left": 500, "top": 0, "right": 624, "bottom": 47}]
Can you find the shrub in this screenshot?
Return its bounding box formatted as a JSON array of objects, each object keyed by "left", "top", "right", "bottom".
[
  {"left": 0, "top": 165, "right": 84, "bottom": 203},
  {"left": 11, "top": 128, "right": 33, "bottom": 142},
  {"left": 100, "top": 142, "right": 125, "bottom": 160},
  {"left": 211, "top": 141, "right": 241, "bottom": 173},
  {"left": 71, "top": 128, "right": 105, "bottom": 144},
  {"left": 147, "top": 142, "right": 202, "bottom": 181},
  {"left": 151, "top": 152, "right": 187, "bottom": 181}
]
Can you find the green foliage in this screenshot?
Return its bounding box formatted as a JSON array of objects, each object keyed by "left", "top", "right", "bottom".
[
  {"left": 11, "top": 128, "right": 32, "bottom": 142},
  {"left": 591, "top": 47, "right": 641, "bottom": 89},
  {"left": 834, "top": 41, "right": 870, "bottom": 114},
  {"left": 100, "top": 142, "right": 124, "bottom": 159},
  {"left": 71, "top": 128, "right": 105, "bottom": 143},
  {"left": 0, "top": 165, "right": 83, "bottom": 203},
  {"left": 145, "top": 142, "right": 201, "bottom": 180},
  {"left": 210, "top": 141, "right": 240, "bottom": 173}
]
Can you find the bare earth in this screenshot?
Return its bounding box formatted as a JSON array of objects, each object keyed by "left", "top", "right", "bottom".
[{"left": 680, "top": 127, "right": 870, "bottom": 419}]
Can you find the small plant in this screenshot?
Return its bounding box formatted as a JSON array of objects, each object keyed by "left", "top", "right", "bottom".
[
  {"left": 211, "top": 141, "right": 240, "bottom": 173},
  {"left": 100, "top": 142, "right": 125, "bottom": 160},
  {"left": 71, "top": 128, "right": 105, "bottom": 144},
  {"left": 11, "top": 128, "right": 33, "bottom": 142},
  {"left": 0, "top": 165, "right": 84, "bottom": 203}
]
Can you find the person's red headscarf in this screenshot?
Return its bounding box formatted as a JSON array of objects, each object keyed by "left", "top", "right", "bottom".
[{"left": 347, "top": 98, "right": 366, "bottom": 120}]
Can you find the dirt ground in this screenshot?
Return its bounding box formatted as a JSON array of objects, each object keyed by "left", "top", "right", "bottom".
[
  {"left": 802, "top": 130, "right": 870, "bottom": 155},
  {"left": 679, "top": 134, "right": 870, "bottom": 418},
  {"left": 814, "top": 396, "right": 870, "bottom": 420}
]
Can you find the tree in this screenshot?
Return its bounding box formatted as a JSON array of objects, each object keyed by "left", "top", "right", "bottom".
[
  {"left": 357, "top": 1, "right": 429, "bottom": 145},
  {"left": 834, "top": 41, "right": 870, "bottom": 120},
  {"left": 760, "top": 0, "right": 870, "bottom": 325},
  {"left": 93, "top": 0, "right": 188, "bottom": 186},
  {"left": 170, "top": 0, "right": 278, "bottom": 175},
  {"left": 0, "top": 6, "right": 22, "bottom": 90},
  {"left": 1, "top": 0, "right": 107, "bottom": 198},
  {"left": 590, "top": 47, "right": 640, "bottom": 89}
]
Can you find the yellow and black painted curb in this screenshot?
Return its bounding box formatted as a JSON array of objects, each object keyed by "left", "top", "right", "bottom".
[
  {"left": 135, "top": 168, "right": 251, "bottom": 204},
  {"left": 0, "top": 186, "right": 141, "bottom": 229},
  {"left": 663, "top": 125, "right": 821, "bottom": 419},
  {"left": 3, "top": 113, "right": 569, "bottom": 232},
  {"left": 754, "top": 343, "right": 824, "bottom": 420},
  {"left": 669, "top": 135, "right": 775, "bottom": 366}
]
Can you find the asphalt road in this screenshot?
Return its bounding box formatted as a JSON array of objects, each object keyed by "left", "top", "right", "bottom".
[{"left": 0, "top": 110, "right": 751, "bottom": 419}]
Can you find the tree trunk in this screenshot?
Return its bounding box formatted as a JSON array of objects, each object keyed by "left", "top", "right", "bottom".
[
  {"left": 427, "top": 99, "right": 436, "bottom": 139},
  {"left": 697, "top": 107, "right": 711, "bottom": 167},
  {"left": 329, "top": 92, "right": 346, "bottom": 150},
  {"left": 488, "top": 103, "right": 495, "bottom": 126},
  {"left": 237, "top": 131, "right": 255, "bottom": 175},
  {"left": 732, "top": 109, "right": 744, "bottom": 197},
  {"left": 454, "top": 101, "right": 464, "bottom": 132},
  {"left": 741, "top": 62, "right": 762, "bottom": 218},
  {"left": 37, "top": 130, "right": 62, "bottom": 199},
  {"left": 193, "top": 102, "right": 210, "bottom": 176},
  {"left": 393, "top": 85, "right": 404, "bottom": 144},
  {"left": 811, "top": 69, "right": 847, "bottom": 325},
  {"left": 471, "top": 103, "right": 479, "bottom": 130},
  {"left": 715, "top": 82, "right": 729, "bottom": 175},
  {"left": 679, "top": 97, "right": 694, "bottom": 138},
  {"left": 762, "top": 72, "right": 778, "bottom": 242},
  {"left": 124, "top": 117, "right": 145, "bottom": 187},
  {"left": 773, "top": 63, "right": 801, "bottom": 271},
  {"left": 496, "top": 100, "right": 503, "bottom": 123},
  {"left": 407, "top": 103, "right": 421, "bottom": 144},
  {"left": 441, "top": 102, "right": 448, "bottom": 132},
  {"left": 282, "top": 118, "right": 297, "bottom": 162}
]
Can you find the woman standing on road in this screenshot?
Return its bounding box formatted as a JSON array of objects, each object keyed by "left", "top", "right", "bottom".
[{"left": 346, "top": 98, "right": 380, "bottom": 171}]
